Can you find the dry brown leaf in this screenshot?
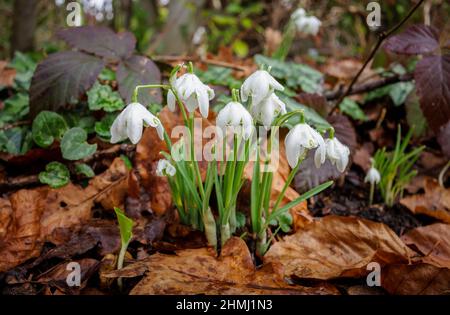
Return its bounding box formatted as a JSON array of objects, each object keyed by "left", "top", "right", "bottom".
[
  {"left": 104, "top": 238, "right": 338, "bottom": 295},
  {"left": 36, "top": 258, "right": 100, "bottom": 293},
  {"left": 322, "top": 58, "right": 375, "bottom": 82},
  {"left": 264, "top": 215, "right": 414, "bottom": 280},
  {"left": 0, "top": 158, "right": 128, "bottom": 272},
  {"left": 400, "top": 177, "right": 450, "bottom": 224},
  {"left": 0, "top": 61, "right": 16, "bottom": 87},
  {"left": 382, "top": 263, "right": 450, "bottom": 295},
  {"left": 401, "top": 223, "right": 450, "bottom": 268}
]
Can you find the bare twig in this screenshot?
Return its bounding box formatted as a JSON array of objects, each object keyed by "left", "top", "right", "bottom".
[
  {"left": 324, "top": 72, "right": 414, "bottom": 100},
  {"left": 152, "top": 55, "right": 248, "bottom": 72},
  {"left": 0, "top": 120, "right": 31, "bottom": 130},
  {"left": 329, "top": 0, "right": 425, "bottom": 115}
]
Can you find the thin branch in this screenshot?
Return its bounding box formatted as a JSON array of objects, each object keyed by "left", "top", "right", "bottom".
[
  {"left": 152, "top": 55, "right": 248, "bottom": 72},
  {"left": 325, "top": 72, "right": 414, "bottom": 100},
  {"left": 329, "top": 0, "right": 425, "bottom": 115}
]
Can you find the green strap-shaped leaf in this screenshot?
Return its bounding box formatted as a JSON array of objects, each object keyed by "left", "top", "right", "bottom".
[{"left": 75, "top": 163, "right": 95, "bottom": 178}]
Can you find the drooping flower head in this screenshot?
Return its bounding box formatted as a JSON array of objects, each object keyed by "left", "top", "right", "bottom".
[
  {"left": 216, "top": 100, "right": 254, "bottom": 141},
  {"left": 167, "top": 63, "right": 215, "bottom": 118},
  {"left": 365, "top": 159, "right": 381, "bottom": 184},
  {"left": 285, "top": 122, "right": 324, "bottom": 169},
  {"left": 110, "top": 102, "right": 164, "bottom": 144},
  {"left": 291, "top": 8, "right": 321, "bottom": 36},
  {"left": 156, "top": 159, "right": 176, "bottom": 177},
  {"left": 251, "top": 93, "right": 287, "bottom": 129},
  {"left": 326, "top": 137, "right": 350, "bottom": 173},
  {"left": 240, "top": 70, "right": 284, "bottom": 107}
]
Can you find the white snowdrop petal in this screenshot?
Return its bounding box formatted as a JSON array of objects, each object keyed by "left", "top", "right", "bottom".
[
  {"left": 167, "top": 90, "right": 176, "bottom": 111},
  {"left": 197, "top": 89, "right": 210, "bottom": 118}
]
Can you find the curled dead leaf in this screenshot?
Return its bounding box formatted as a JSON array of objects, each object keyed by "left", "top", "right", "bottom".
[
  {"left": 0, "top": 158, "right": 128, "bottom": 272},
  {"left": 401, "top": 223, "right": 450, "bottom": 268},
  {"left": 400, "top": 177, "right": 450, "bottom": 224},
  {"left": 264, "top": 215, "right": 414, "bottom": 280},
  {"left": 104, "top": 237, "right": 339, "bottom": 295},
  {"left": 382, "top": 263, "right": 450, "bottom": 295}
]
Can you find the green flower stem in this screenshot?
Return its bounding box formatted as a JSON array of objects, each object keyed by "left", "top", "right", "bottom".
[
  {"left": 369, "top": 182, "right": 375, "bottom": 206},
  {"left": 189, "top": 112, "right": 205, "bottom": 199},
  {"left": 132, "top": 84, "right": 170, "bottom": 103},
  {"left": 272, "top": 158, "right": 302, "bottom": 213},
  {"left": 117, "top": 239, "right": 130, "bottom": 290}
]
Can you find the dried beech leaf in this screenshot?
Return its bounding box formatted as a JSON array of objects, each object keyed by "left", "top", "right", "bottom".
[
  {"left": 105, "top": 238, "right": 339, "bottom": 295},
  {"left": 400, "top": 177, "right": 450, "bottom": 224},
  {"left": 382, "top": 263, "right": 450, "bottom": 295},
  {"left": 401, "top": 223, "right": 450, "bottom": 268},
  {"left": 36, "top": 258, "right": 100, "bottom": 293},
  {"left": 384, "top": 25, "right": 440, "bottom": 55},
  {"left": 0, "top": 158, "right": 128, "bottom": 272},
  {"left": 264, "top": 215, "right": 413, "bottom": 280},
  {"left": 415, "top": 54, "right": 450, "bottom": 132}
]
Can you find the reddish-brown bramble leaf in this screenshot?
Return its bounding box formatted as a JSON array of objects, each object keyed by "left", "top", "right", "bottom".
[
  {"left": 29, "top": 51, "right": 105, "bottom": 118},
  {"left": 384, "top": 24, "right": 440, "bottom": 55},
  {"left": 415, "top": 54, "right": 450, "bottom": 132},
  {"left": 57, "top": 26, "right": 136, "bottom": 61},
  {"left": 117, "top": 55, "right": 162, "bottom": 106}
]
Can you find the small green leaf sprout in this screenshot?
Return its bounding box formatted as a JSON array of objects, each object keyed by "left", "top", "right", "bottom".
[
  {"left": 113, "top": 207, "right": 134, "bottom": 289},
  {"left": 372, "top": 126, "right": 425, "bottom": 207}
]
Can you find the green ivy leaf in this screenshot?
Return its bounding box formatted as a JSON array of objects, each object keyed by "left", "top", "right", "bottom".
[
  {"left": 389, "top": 82, "right": 414, "bottom": 106},
  {"left": 39, "top": 161, "right": 70, "bottom": 188},
  {"left": 195, "top": 66, "right": 242, "bottom": 90},
  {"left": 114, "top": 207, "right": 134, "bottom": 246},
  {"left": 280, "top": 94, "right": 331, "bottom": 131},
  {"left": 10, "top": 51, "right": 37, "bottom": 91},
  {"left": 95, "top": 113, "right": 117, "bottom": 140},
  {"left": 32, "top": 111, "right": 68, "bottom": 148},
  {"left": 0, "top": 127, "right": 32, "bottom": 155},
  {"left": 270, "top": 212, "right": 293, "bottom": 233},
  {"left": 87, "top": 81, "right": 125, "bottom": 112},
  {"left": 0, "top": 93, "right": 29, "bottom": 127},
  {"left": 98, "top": 67, "right": 116, "bottom": 81},
  {"left": 339, "top": 98, "right": 367, "bottom": 122},
  {"left": 61, "top": 127, "right": 97, "bottom": 160},
  {"left": 75, "top": 163, "right": 95, "bottom": 178}
]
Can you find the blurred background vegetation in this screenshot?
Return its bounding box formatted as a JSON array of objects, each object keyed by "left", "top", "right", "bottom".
[{"left": 1, "top": 0, "right": 449, "bottom": 61}]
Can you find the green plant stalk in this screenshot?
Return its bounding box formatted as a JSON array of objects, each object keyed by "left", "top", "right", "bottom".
[
  {"left": 132, "top": 84, "right": 170, "bottom": 103},
  {"left": 117, "top": 239, "right": 130, "bottom": 289},
  {"left": 272, "top": 20, "right": 296, "bottom": 61},
  {"left": 369, "top": 182, "right": 375, "bottom": 206}
]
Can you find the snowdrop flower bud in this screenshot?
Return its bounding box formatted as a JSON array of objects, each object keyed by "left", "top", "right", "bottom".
[
  {"left": 167, "top": 63, "right": 215, "bottom": 118},
  {"left": 365, "top": 160, "right": 381, "bottom": 184},
  {"left": 251, "top": 93, "right": 287, "bottom": 129},
  {"left": 110, "top": 102, "right": 164, "bottom": 144},
  {"left": 314, "top": 135, "right": 327, "bottom": 168},
  {"left": 216, "top": 101, "right": 253, "bottom": 140},
  {"left": 291, "top": 8, "right": 306, "bottom": 21},
  {"left": 326, "top": 137, "right": 350, "bottom": 173},
  {"left": 285, "top": 123, "right": 324, "bottom": 169},
  {"left": 156, "top": 159, "right": 176, "bottom": 177},
  {"left": 241, "top": 70, "right": 284, "bottom": 106},
  {"left": 293, "top": 12, "right": 321, "bottom": 36}
]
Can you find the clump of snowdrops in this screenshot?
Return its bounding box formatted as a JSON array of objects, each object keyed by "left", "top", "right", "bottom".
[{"left": 110, "top": 62, "right": 350, "bottom": 256}]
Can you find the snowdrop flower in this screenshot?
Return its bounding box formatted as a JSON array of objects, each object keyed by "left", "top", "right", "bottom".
[
  {"left": 110, "top": 102, "right": 164, "bottom": 144},
  {"left": 216, "top": 101, "right": 253, "bottom": 140},
  {"left": 167, "top": 65, "right": 215, "bottom": 118},
  {"left": 241, "top": 70, "right": 284, "bottom": 106},
  {"left": 156, "top": 159, "right": 176, "bottom": 177},
  {"left": 326, "top": 137, "right": 350, "bottom": 173},
  {"left": 291, "top": 8, "right": 306, "bottom": 21},
  {"left": 365, "top": 161, "right": 381, "bottom": 184},
  {"left": 285, "top": 123, "right": 324, "bottom": 168},
  {"left": 313, "top": 135, "right": 327, "bottom": 168},
  {"left": 292, "top": 8, "right": 321, "bottom": 36},
  {"left": 251, "top": 93, "right": 287, "bottom": 129}
]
